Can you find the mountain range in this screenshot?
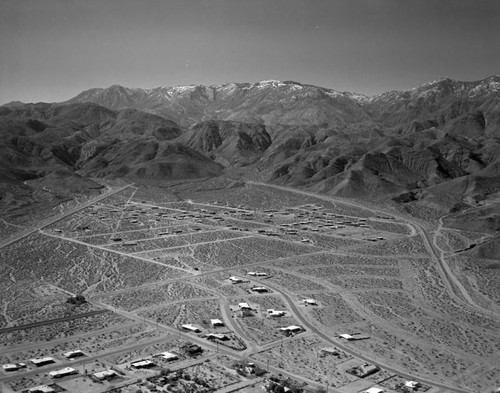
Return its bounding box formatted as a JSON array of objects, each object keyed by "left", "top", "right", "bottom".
[{"left": 1, "top": 76, "right": 499, "bottom": 242}]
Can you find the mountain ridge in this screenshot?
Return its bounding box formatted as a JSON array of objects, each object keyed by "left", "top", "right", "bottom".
[{"left": 1, "top": 75, "right": 500, "bottom": 242}]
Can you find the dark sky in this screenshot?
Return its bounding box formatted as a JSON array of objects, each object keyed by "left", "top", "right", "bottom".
[{"left": 1, "top": 0, "right": 499, "bottom": 104}]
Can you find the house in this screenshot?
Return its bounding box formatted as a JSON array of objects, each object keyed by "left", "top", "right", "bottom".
[
  {"left": 238, "top": 302, "right": 251, "bottom": 310},
  {"left": 94, "top": 369, "right": 118, "bottom": 380},
  {"left": 352, "top": 363, "right": 380, "bottom": 378},
  {"left": 339, "top": 333, "right": 370, "bottom": 341},
  {"left": 181, "top": 324, "right": 201, "bottom": 332},
  {"left": 267, "top": 309, "right": 286, "bottom": 317},
  {"left": 31, "top": 357, "right": 55, "bottom": 367},
  {"left": 229, "top": 276, "right": 245, "bottom": 284},
  {"left": 404, "top": 381, "right": 421, "bottom": 389},
  {"left": 2, "top": 363, "right": 20, "bottom": 372},
  {"left": 28, "top": 385, "right": 55, "bottom": 393},
  {"left": 251, "top": 286, "right": 269, "bottom": 293},
  {"left": 49, "top": 367, "right": 77, "bottom": 378},
  {"left": 156, "top": 352, "right": 178, "bottom": 361},
  {"left": 131, "top": 360, "right": 156, "bottom": 369},
  {"left": 303, "top": 298, "right": 317, "bottom": 306},
  {"left": 361, "top": 388, "right": 384, "bottom": 393},
  {"left": 183, "top": 344, "right": 203, "bottom": 356},
  {"left": 247, "top": 272, "right": 268, "bottom": 276},
  {"left": 211, "top": 319, "right": 224, "bottom": 327},
  {"left": 205, "top": 333, "right": 229, "bottom": 341},
  {"left": 279, "top": 325, "right": 303, "bottom": 334},
  {"left": 62, "top": 350, "right": 85, "bottom": 359}
]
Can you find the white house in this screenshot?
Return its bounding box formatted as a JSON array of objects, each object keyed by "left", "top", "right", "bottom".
[
  {"left": 31, "top": 357, "right": 55, "bottom": 367},
  {"left": 49, "top": 367, "right": 77, "bottom": 378},
  {"left": 251, "top": 286, "right": 269, "bottom": 293},
  {"left": 362, "top": 387, "right": 384, "bottom": 393},
  {"left": 181, "top": 324, "right": 202, "bottom": 332},
  {"left": 94, "top": 370, "right": 117, "bottom": 380},
  {"left": 267, "top": 309, "right": 286, "bottom": 317},
  {"left": 247, "top": 272, "right": 268, "bottom": 276},
  {"left": 238, "top": 302, "right": 251, "bottom": 310},
  {"left": 211, "top": 319, "right": 224, "bottom": 327},
  {"left": 28, "top": 385, "right": 55, "bottom": 393},
  {"left": 62, "top": 350, "right": 85, "bottom": 359},
  {"left": 2, "top": 364, "right": 19, "bottom": 372},
  {"left": 229, "top": 276, "right": 244, "bottom": 284},
  {"left": 156, "top": 352, "right": 178, "bottom": 361},
  {"left": 131, "top": 360, "right": 155, "bottom": 369},
  {"left": 303, "top": 298, "right": 317, "bottom": 305},
  {"left": 279, "top": 325, "right": 303, "bottom": 333}
]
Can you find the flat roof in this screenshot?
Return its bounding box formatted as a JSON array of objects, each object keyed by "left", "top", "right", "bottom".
[
  {"left": 2, "top": 364, "right": 18, "bottom": 370},
  {"left": 62, "top": 350, "right": 84, "bottom": 358},
  {"left": 49, "top": 367, "right": 76, "bottom": 377},
  {"left": 280, "top": 325, "right": 302, "bottom": 331},
  {"left": 31, "top": 357, "right": 55, "bottom": 364},
  {"left": 157, "top": 352, "right": 178, "bottom": 360},
  {"left": 181, "top": 324, "right": 201, "bottom": 331},
  {"left": 94, "top": 370, "right": 117, "bottom": 379},
  {"left": 28, "top": 385, "right": 55, "bottom": 393},
  {"left": 131, "top": 360, "right": 155, "bottom": 368}
]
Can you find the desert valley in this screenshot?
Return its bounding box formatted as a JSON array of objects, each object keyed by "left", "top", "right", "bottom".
[{"left": 0, "top": 77, "right": 499, "bottom": 393}]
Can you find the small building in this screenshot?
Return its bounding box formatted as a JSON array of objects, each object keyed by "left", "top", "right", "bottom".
[
  {"left": 156, "top": 352, "right": 178, "bottom": 361},
  {"left": 238, "top": 302, "right": 251, "bottom": 310},
  {"left": 211, "top": 319, "right": 224, "bottom": 327},
  {"left": 205, "top": 333, "right": 229, "bottom": 341},
  {"left": 404, "top": 381, "right": 421, "bottom": 389},
  {"left": 267, "top": 309, "right": 286, "bottom": 317},
  {"left": 339, "top": 333, "right": 370, "bottom": 341},
  {"left": 2, "top": 363, "right": 20, "bottom": 372},
  {"left": 94, "top": 369, "right": 118, "bottom": 380},
  {"left": 62, "top": 350, "right": 85, "bottom": 359},
  {"left": 28, "top": 385, "right": 55, "bottom": 393},
  {"left": 320, "top": 347, "right": 340, "bottom": 356},
  {"left": 131, "top": 360, "right": 156, "bottom": 369},
  {"left": 279, "top": 325, "right": 303, "bottom": 334},
  {"left": 247, "top": 272, "right": 268, "bottom": 276},
  {"left": 181, "top": 324, "right": 202, "bottom": 332},
  {"left": 361, "top": 388, "right": 384, "bottom": 393},
  {"left": 251, "top": 286, "right": 269, "bottom": 293},
  {"left": 183, "top": 344, "right": 203, "bottom": 356},
  {"left": 49, "top": 367, "right": 77, "bottom": 378},
  {"left": 354, "top": 363, "right": 380, "bottom": 378},
  {"left": 303, "top": 298, "right": 317, "bottom": 306},
  {"left": 229, "top": 276, "right": 244, "bottom": 284},
  {"left": 31, "top": 357, "right": 55, "bottom": 367}
]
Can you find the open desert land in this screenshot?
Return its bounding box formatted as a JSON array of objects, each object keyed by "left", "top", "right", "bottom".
[{"left": 1, "top": 181, "right": 499, "bottom": 393}]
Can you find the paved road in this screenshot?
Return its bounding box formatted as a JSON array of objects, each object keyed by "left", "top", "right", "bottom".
[{"left": 0, "top": 310, "right": 110, "bottom": 334}]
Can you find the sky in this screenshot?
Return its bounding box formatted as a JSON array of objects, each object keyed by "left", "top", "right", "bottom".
[{"left": 1, "top": 0, "right": 499, "bottom": 104}]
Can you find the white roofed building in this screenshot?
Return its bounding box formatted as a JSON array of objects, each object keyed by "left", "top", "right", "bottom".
[
  {"left": 181, "top": 324, "right": 201, "bottom": 332},
  {"left": 156, "top": 352, "right": 179, "bottom": 361},
  {"left": 31, "top": 357, "right": 55, "bottom": 367},
  {"left": 211, "top": 319, "right": 224, "bottom": 327},
  {"left": 49, "top": 367, "right": 77, "bottom": 378},
  {"left": 94, "top": 370, "right": 118, "bottom": 380}
]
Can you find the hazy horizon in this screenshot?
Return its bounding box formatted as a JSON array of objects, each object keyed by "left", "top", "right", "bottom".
[{"left": 1, "top": 0, "right": 500, "bottom": 105}]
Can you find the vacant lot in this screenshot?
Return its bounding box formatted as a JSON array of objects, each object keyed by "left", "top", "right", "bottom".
[
  {"left": 98, "top": 281, "right": 216, "bottom": 312},
  {"left": 251, "top": 335, "right": 356, "bottom": 387}
]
